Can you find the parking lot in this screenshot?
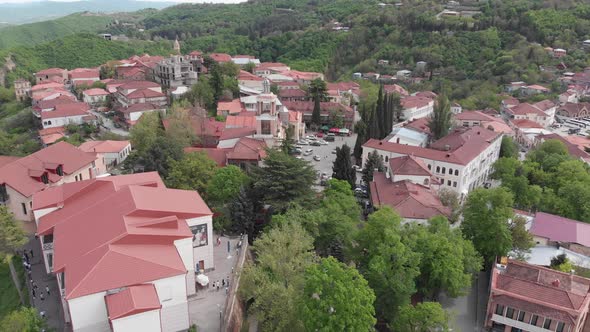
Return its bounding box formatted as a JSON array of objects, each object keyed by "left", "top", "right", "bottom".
[{"left": 295, "top": 132, "right": 358, "bottom": 188}]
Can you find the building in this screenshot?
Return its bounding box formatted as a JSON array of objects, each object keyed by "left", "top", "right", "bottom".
[
  {"left": 536, "top": 133, "right": 590, "bottom": 163},
  {"left": 282, "top": 70, "right": 325, "bottom": 85},
  {"left": 79, "top": 140, "right": 132, "bottom": 168},
  {"left": 35, "top": 68, "right": 68, "bottom": 84},
  {"left": 278, "top": 88, "right": 308, "bottom": 102},
  {"left": 485, "top": 259, "right": 590, "bottom": 332},
  {"left": 522, "top": 84, "right": 550, "bottom": 96},
  {"left": 383, "top": 84, "right": 409, "bottom": 96},
  {"left": 209, "top": 53, "right": 232, "bottom": 63},
  {"left": 32, "top": 172, "right": 214, "bottom": 331},
  {"left": 0, "top": 142, "right": 103, "bottom": 221},
  {"left": 370, "top": 155, "right": 450, "bottom": 223},
  {"left": 68, "top": 68, "right": 100, "bottom": 87},
  {"left": 386, "top": 127, "right": 429, "bottom": 147},
  {"left": 186, "top": 137, "right": 267, "bottom": 169},
  {"left": 82, "top": 88, "right": 109, "bottom": 106},
  {"left": 154, "top": 55, "right": 198, "bottom": 89},
  {"left": 282, "top": 101, "right": 355, "bottom": 129},
  {"left": 217, "top": 99, "right": 245, "bottom": 117},
  {"left": 253, "top": 62, "right": 291, "bottom": 77},
  {"left": 237, "top": 70, "right": 264, "bottom": 92},
  {"left": 40, "top": 102, "right": 94, "bottom": 129},
  {"left": 231, "top": 55, "right": 260, "bottom": 67},
  {"left": 507, "top": 103, "right": 553, "bottom": 127},
  {"left": 362, "top": 126, "right": 502, "bottom": 196},
  {"left": 559, "top": 90, "right": 579, "bottom": 104},
  {"left": 556, "top": 102, "right": 590, "bottom": 119},
  {"left": 510, "top": 119, "right": 552, "bottom": 148},
  {"left": 400, "top": 95, "right": 435, "bottom": 121},
  {"left": 117, "top": 103, "right": 166, "bottom": 127},
  {"left": 14, "top": 78, "right": 31, "bottom": 102},
  {"left": 115, "top": 81, "right": 167, "bottom": 108}
]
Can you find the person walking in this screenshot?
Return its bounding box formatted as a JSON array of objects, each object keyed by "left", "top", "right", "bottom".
[
  {"left": 40, "top": 292, "right": 44, "bottom": 301},
  {"left": 23, "top": 252, "right": 29, "bottom": 264},
  {"left": 32, "top": 288, "right": 36, "bottom": 299},
  {"left": 45, "top": 285, "right": 50, "bottom": 296}
]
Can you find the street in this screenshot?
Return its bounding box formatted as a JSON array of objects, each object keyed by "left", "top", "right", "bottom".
[{"left": 89, "top": 110, "right": 129, "bottom": 137}]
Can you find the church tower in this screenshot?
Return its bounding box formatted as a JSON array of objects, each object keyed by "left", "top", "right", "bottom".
[{"left": 173, "top": 37, "right": 181, "bottom": 54}]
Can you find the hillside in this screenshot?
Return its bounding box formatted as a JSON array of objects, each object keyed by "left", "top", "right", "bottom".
[{"left": 0, "top": 0, "right": 173, "bottom": 24}]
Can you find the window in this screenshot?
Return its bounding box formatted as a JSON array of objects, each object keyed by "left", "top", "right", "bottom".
[
  {"left": 428, "top": 164, "right": 431, "bottom": 170},
  {"left": 21, "top": 203, "right": 27, "bottom": 215},
  {"left": 47, "top": 253, "right": 53, "bottom": 270},
  {"left": 506, "top": 307, "right": 515, "bottom": 319},
  {"left": 530, "top": 315, "right": 538, "bottom": 326},
  {"left": 495, "top": 304, "right": 505, "bottom": 315},
  {"left": 442, "top": 167, "right": 446, "bottom": 174},
  {"left": 517, "top": 311, "right": 525, "bottom": 322},
  {"left": 385, "top": 156, "right": 388, "bottom": 162},
  {"left": 42, "top": 234, "right": 53, "bottom": 244},
  {"left": 75, "top": 175, "right": 78, "bottom": 182},
  {"left": 80, "top": 173, "right": 83, "bottom": 180},
  {"left": 543, "top": 318, "right": 552, "bottom": 329},
  {"left": 455, "top": 169, "right": 459, "bottom": 176},
  {"left": 56, "top": 165, "right": 63, "bottom": 176},
  {"left": 261, "top": 120, "right": 271, "bottom": 135},
  {"left": 0, "top": 184, "right": 8, "bottom": 202},
  {"left": 423, "top": 179, "right": 429, "bottom": 186},
  {"left": 449, "top": 168, "right": 453, "bottom": 175},
  {"left": 556, "top": 322, "right": 565, "bottom": 332},
  {"left": 453, "top": 181, "right": 457, "bottom": 187},
  {"left": 41, "top": 173, "right": 48, "bottom": 184},
  {"left": 436, "top": 166, "right": 440, "bottom": 173},
  {"left": 447, "top": 180, "right": 451, "bottom": 186},
  {"left": 510, "top": 328, "right": 522, "bottom": 332}
]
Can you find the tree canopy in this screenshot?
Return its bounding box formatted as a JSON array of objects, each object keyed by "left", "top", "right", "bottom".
[
  {"left": 427, "top": 94, "right": 453, "bottom": 140},
  {"left": 166, "top": 152, "right": 218, "bottom": 194},
  {"left": 392, "top": 302, "right": 450, "bottom": 332},
  {"left": 332, "top": 143, "right": 356, "bottom": 189}
]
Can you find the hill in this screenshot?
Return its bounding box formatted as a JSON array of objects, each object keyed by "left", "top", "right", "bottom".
[{"left": 0, "top": 0, "right": 173, "bottom": 24}]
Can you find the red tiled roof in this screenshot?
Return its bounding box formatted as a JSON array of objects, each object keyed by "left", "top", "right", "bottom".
[
  {"left": 401, "top": 96, "right": 433, "bottom": 109},
  {"left": 526, "top": 84, "right": 549, "bottom": 91},
  {"left": 277, "top": 81, "right": 299, "bottom": 87},
  {"left": 530, "top": 212, "right": 590, "bottom": 247},
  {"left": 364, "top": 127, "right": 500, "bottom": 165},
  {"left": 533, "top": 100, "right": 556, "bottom": 112},
  {"left": 217, "top": 99, "right": 244, "bottom": 115},
  {"left": 119, "top": 81, "right": 161, "bottom": 90},
  {"left": 209, "top": 53, "right": 232, "bottom": 63},
  {"left": 83, "top": 88, "right": 109, "bottom": 97},
  {"left": 481, "top": 120, "right": 514, "bottom": 135},
  {"left": 126, "top": 89, "right": 165, "bottom": 99},
  {"left": 0, "top": 156, "right": 19, "bottom": 168},
  {"left": 72, "top": 80, "right": 97, "bottom": 88},
  {"left": 189, "top": 50, "right": 202, "bottom": 56},
  {"left": 454, "top": 111, "right": 497, "bottom": 122},
  {"left": 120, "top": 103, "right": 162, "bottom": 114},
  {"left": 36, "top": 68, "right": 66, "bottom": 76},
  {"left": 164, "top": 116, "right": 225, "bottom": 139},
  {"left": 225, "top": 115, "right": 257, "bottom": 129},
  {"left": 41, "top": 102, "right": 89, "bottom": 120},
  {"left": 389, "top": 155, "right": 431, "bottom": 176},
  {"left": 33, "top": 95, "right": 77, "bottom": 110},
  {"left": 557, "top": 102, "right": 590, "bottom": 118},
  {"left": 0, "top": 142, "right": 97, "bottom": 197},
  {"left": 537, "top": 133, "right": 590, "bottom": 160},
  {"left": 256, "top": 62, "right": 289, "bottom": 70},
  {"left": 511, "top": 119, "right": 544, "bottom": 129},
  {"left": 238, "top": 70, "right": 263, "bottom": 81},
  {"left": 31, "top": 82, "right": 64, "bottom": 92},
  {"left": 69, "top": 68, "right": 100, "bottom": 80},
  {"left": 510, "top": 103, "right": 547, "bottom": 117},
  {"left": 106, "top": 284, "right": 161, "bottom": 320},
  {"left": 327, "top": 81, "right": 361, "bottom": 92},
  {"left": 79, "top": 140, "right": 130, "bottom": 154},
  {"left": 283, "top": 70, "right": 323, "bottom": 81},
  {"left": 183, "top": 148, "right": 229, "bottom": 166},
  {"left": 404, "top": 117, "right": 431, "bottom": 134},
  {"left": 370, "top": 176, "right": 450, "bottom": 220},
  {"left": 383, "top": 84, "right": 409, "bottom": 96},
  {"left": 226, "top": 137, "right": 267, "bottom": 161},
  {"left": 219, "top": 127, "right": 257, "bottom": 141},
  {"left": 279, "top": 89, "right": 307, "bottom": 98},
  {"left": 414, "top": 91, "right": 437, "bottom": 99}
]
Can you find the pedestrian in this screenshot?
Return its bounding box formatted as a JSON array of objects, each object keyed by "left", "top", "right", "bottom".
[
  {"left": 32, "top": 288, "right": 36, "bottom": 299},
  {"left": 27, "top": 270, "right": 31, "bottom": 279},
  {"left": 216, "top": 281, "right": 220, "bottom": 291},
  {"left": 23, "top": 252, "right": 29, "bottom": 263},
  {"left": 45, "top": 285, "right": 50, "bottom": 296},
  {"left": 231, "top": 266, "right": 234, "bottom": 274},
  {"left": 40, "top": 292, "right": 44, "bottom": 301},
  {"left": 40, "top": 311, "right": 46, "bottom": 319},
  {"left": 226, "top": 277, "right": 230, "bottom": 287},
  {"left": 225, "top": 287, "right": 228, "bottom": 294},
  {"left": 33, "top": 283, "right": 38, "bottom": 290},
  {"left": 222, "top": 279, "right": 225, "bottom": 287}
]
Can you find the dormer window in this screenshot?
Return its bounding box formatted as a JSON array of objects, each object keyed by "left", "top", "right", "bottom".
[
  {"left": 56, "top": 165, "right": 63, "bottom": 176},
  {"left": 41, "top": 173, "right": 49, "bottom": 184}
]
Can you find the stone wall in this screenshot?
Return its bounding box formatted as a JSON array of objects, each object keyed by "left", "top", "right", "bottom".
[{"left": 222, "top": 236, "right": 250, "bottom": 332}]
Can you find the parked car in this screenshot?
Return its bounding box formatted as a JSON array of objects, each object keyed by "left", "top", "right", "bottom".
[
  {"left": 297, "top": 140, "right": 309, "bottom": 145},
  {"left": 313, "top": 155, "right": 321, "bottom": 161},
  {"left": 316, "top": 132, "right": 324, "bottom": 138},
  {"left": 306, "top": 135, "right": 317, "bottom": 140},
  {"left": 325, "top": 134, "right": 335, "bottom": 142},
  {"left": 310, "top": 141, "right": 321, "bottom": 146},
  {"left": 319, "top": 140, "right": 328, "bottom": 145}
]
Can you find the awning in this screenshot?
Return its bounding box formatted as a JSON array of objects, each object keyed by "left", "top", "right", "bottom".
[
  {"left": 320, "top": 125, "right": 330, "bottom": 131},
  {"left": 196, "top": 274, "right": 209, "bottom": 286}
]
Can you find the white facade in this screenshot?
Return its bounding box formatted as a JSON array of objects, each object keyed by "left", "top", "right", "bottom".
[
  {"left": 111, "top": 309, "right": 161, "bottom": 332},
  {"left": 401, "top": 100, "right": 434, "bottom": 121},
  {"left": 363, "top": 135, "right": 502, "bottom": 196},
  {"left": 83, "top": 94, "right": 108, "bottom": 105},
  {"left": 42, "top": 114, "right": 87, "bottom": 129},
  {"left": 186, "top": 215, "right": 215, "bottom": 272}
]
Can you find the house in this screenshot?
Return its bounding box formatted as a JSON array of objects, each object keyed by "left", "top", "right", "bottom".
[
  {"left": 362, "top": 126, "right": 502, "bottom": 196},
  {"left": 386, "top": 127, "right": 429, "bottom": 147},
  {"left": 277, "top": 81, "right": 300, "bottom": 90},
  {"left": 115, "top": 81, "right": 167, "bottom": 108},
  {"left": 485, "top": 259, "right": 590, "bottom": 332},
  {"left": 32, "top": 172, "right": 214, "bottom": 331},
  {"left": 553, "top": 48, "right": 567, "bottom": 58},
  {"left": 217, "top": 99, "right": 245, "bottom": 117},
  {"left": 383, "top": 84, "right": 409, "bottom": 96},
  {"left": 532, "top": 100, "right": 557, "bottom": 122},
  {"left": 507, "top": 103, "right": 553, "bottom": 127},
  {"left": 529, "top": 212, "right": 590, "bottom": 256},
  {"left": 231, "top": 55, "right": 260, "bottom": 66},
  {"left": 0, "top": 141, "right": 103, "bottom": 221},
  {"left": 79, "top": 140, "right": 132, "bottom": 168},
  {"left": 38, "top": 127, "right": 66, "bottom": 146},
  {"left": 396, "top": 70, "right": 412, "bottom": 79},
  {"left": 282, "top": 70, "right": 325, "bottom": 85},
  {"left": 35, "top": 68, "right": 68, "bottom": 84},
  {"left": 370, "top": 156, "right": 450, "bottom": 223},
  {"left": 278, "top": 88, "right": 308, "bottom": 102},
  {"left": 522, "top": 84, "right": 550, "bottom": 96},
  {"left": 116, "top": 65, "right": 148, "bottom": 81},
  {"left": 451, "top": 102, "right": 462, "bottom": 114},
  {"left": 68, "top": 68, "right": 100, "bottom": 87},
  {"left": 117, "top": 103, "right": 166, "bottom": 127},
  {"left": 510, "top": 119, "right": 552, "bottom": 148},
  {"left": 282, "top": 101, "right": 355, "bottom": 129},
  {"left": 501, "top": 96, "right": 520, "bottom": 111},
  {"left": 556, "top": 102, "right": 590, "bottom": 119},
  {"left": 453, "top": 110, "right": 512, "bottom": 136},
  {"left": 186, "top": 137, "right": 267, "bottom": 169},
  {"left": 559, "top": 90, "right": 579, "bottom": 104},
  {"left": 403, "top": 117, "right": 431, "bottom": 135},
  {"left": 82, "top": 88, "right": 109, "bottom": 106},
  {"left": 32, "top": 95, "right": 78, "bottom": 115},
  {"left": 154, "top": 55, "right": 198, "bottom": 89},
  {"left": 164, "top": 113, "right": 225, "bottom": 148},
  {"left": 265, "top": 73, "right": 294, "bottom": 83},
  {"left": 400, "top": 95, "right": 435, "bottom": 121},
  {"left": 14, "top": 78, "right": 31, "bottom": 102},
  {"left": 253, "top": 62, "right": 290, "bottom": 77},
  {"left": 41, "top": 103, "right": 94, "bottom": 129},
  {"left": 209, "top": 53, "right": 232, "bottom": 63},
  {"left": 238, "top": 70, "right": 264, "bottom": 92}
]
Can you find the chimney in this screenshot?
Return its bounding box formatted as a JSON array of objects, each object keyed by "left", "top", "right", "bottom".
[
  {"left": 552, "top": 279, "right": 561, "bottom": 287},
  {"left": 444, "top": 144, "right": 450, "bottom": 151},
  {"left": 379, "top": 141, "right": 383, "bottom": 145}
]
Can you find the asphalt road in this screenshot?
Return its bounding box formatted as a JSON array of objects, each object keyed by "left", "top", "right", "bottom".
[{"left": 296, "top": 132, "right": 358, "bottom": 186}]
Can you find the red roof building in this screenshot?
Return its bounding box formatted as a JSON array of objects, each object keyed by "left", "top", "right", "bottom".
[
  {"left": 282, "top": 101, "right": 355, "bottom": 128},
  {"left": 383, "top": 84, "right": 409, "bottom": 96},
  {"left": 278, "top": 88, "right": 308, "bottom": 102},
  {"left": 35, "top": 68, "right": 67, "bottom": 84},
  {"left": 557, "top": 102, "right": 590, "bottom": 119},
  {"left": 79, "top": 140, "right": 132, "bottom": 168},
  {"left": 536, "top": 133, "right": 590, "bottom": 163},
  {"left": 209, "top": 53, "right": 232, "bottom": 63},
  {"left": 485, "top": 259, "right": 590, "bottom": 332},
  {"left": 185, "top": 137, "right": 266, "bottom": 168},
  {"left": 217, "top": 99, "right": 245, "bottom": 116}
]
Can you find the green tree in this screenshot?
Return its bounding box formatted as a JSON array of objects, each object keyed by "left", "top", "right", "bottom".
[
  {"left": 309, "top": 79, "right": 327, "bottom": 127},
  {"left": 166, "top": 152, "right": 217, "bottom": 193},
  {"left": 354, "top": 207, "right": 420, "bottom": 322},
  {"left": 461, "top": 188, "right": 514, "bottom": 264},
  {"left": 0, "top": 206, "right": 29, "bottom": 305},
  {"left": 392, "top": 302, "right": 450, "bottom": 332},
  {"left": 438, "top": 188, "right": 461, "bottom": 223},
  {"left": 500, "top": 136, "right": 519, "bottom": 159},
  {"left": 128, "top": 111, "right": 162, "bottom": 153},
  {"left": 165, "top": 104, "right": 197, "bottom": 148},
  {"left": 403, "top": 216, "right": 482, "bottom": 299},
  {"left": 362, "top": 150, "right": 384, "bottom": 184},
  {"left": 209, "top": 62, "right": 224, "bottom": 104},
  {"left": 185, "top": 77, "right": 215, "bottom": 111},
  {"left": 550, "top": 254, "right": 574, "bottom": 273},
  {"left": 0, "top": 307, "right": 47, "bottom": 332},
  {"left": 243, "top": 62, "right": 256, "bottom": 73},
  {"left": 332, "top": 144, "right": 356, "bottom": 188},
  {"left": 240, "top": 222, "right": 316, "bottom": 332},
  {"left": 510, "top": 215, "right": 535, "bottom": 259},
  {"left": 228, "top": 186, "right": 256, "bottom": 238},
  {"left": 250, "top": 149, "right": 316, "bottom": 212},
  {"left": 353, "top": 119, "right": 367, "bottom": 159},
  {"left": 280, "top": 126, "right": 295, "bottom": 155},
  {"left": 427, "top": 94, "right": 453, "bottom": 140},
  {"left": 207, "top": 165, "right": 248, "bottom": 205},
  {"left": 299, "top": 256, "right": 376, "bottom": 332}
]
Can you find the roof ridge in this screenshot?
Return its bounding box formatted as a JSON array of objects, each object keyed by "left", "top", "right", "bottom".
[{"left": 109, "top": 243, "right": 186, "bottom": 273}]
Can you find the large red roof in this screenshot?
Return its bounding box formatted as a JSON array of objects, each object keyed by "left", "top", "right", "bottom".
[
  {"left": 383, "top": 84, "right": 409, "bottom": 96},
  {"left": 69, "top": 68, "right": 100, "bottom": 80},
  {"left": 530, "top": 212, "right": 590, "bottom": 247},
  {"left": 36, "top": 174, "right": 211, "bottom": 299},
  {"left": 41, "top": 102, "right": 89, "bottom": 120},
  {"left": 36, "top": 68, "right": 66, "bottom": 76},
  {"left": 238, "top": 70, "right": 264, "bottom": 82},
  {"left": 121, "top": 103, "right": 162, "bottom": 114},
  {"left": 509, "top": 103, "right": 547, "bottom": 117},
  {"left": 83, "top": 88, "right": 109, "bottom": 97},
  {"left": 401, "top": 96, "right": 433, "bottom": 109},
  {"left": 126, "top": 89, "right": 165, "bottom": 99},
  {"left": 225, "top": 115, "right": 256, "bottom": 130},
  {"left": 119, "top": 81, "right": 161, "bottom": 90},
  {"left": 389, "top": 155, "right": 431, "bottom": 176},
  {"left": 454, "top": 111, "right": 497, "bottom": 122},
  {"left": 209, "top": 53, "right": 232, "bottom": 63},
  {"left": 370, "top": 175, "right": 450, "bottom": 220},
  {"left": 33, "top": 95, "right": 77, "bottom": 111},
  {"left": 217, "top": 99, "right": 244, "bottom": 115},
  {"left": 0, "top": 142, "right": 97, "bottom": 197},
  {"left": 79, "top": 140, "right": 130, "bottom": 154},
  {"left": 106, "top": 284, "right": 161, "bottom": 320},
  {"left": 227, "top": 137, "right": 267, "bottom": 161},
  {"left": 31, "top": 82, "right": 64, "bottom": 92},
  {"left": 536, "top": 133, "right": 590, "bottom": 160}
]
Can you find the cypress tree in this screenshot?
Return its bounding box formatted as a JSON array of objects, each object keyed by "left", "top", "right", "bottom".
[
  {"left": 376, "top": 85, "right": 385, "bottom": 139},
  {"left": 353, "top": 120, "right": 366, "bottom": 160},
  {"left": 362, "top": 150, "right": 384, "bottom": 184},
  {"left": 427, "top": 94, "right": 453, "bottom": 140},
  {"left": 332, "top": 144, "right": 356, "bottom": 188}
]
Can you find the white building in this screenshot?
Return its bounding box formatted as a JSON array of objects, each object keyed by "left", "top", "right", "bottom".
[
  {"left": 82, "top": 88, "right": 109, "bottom": 106},
  {"left": 32, "top": 172, "right": 214, "bottom": 332},
  {"left": 78, "top": 140, "right": 132, "bottom": 168},
  {"left": 40, "top": 103, "right": 93, "bottom": 129},
  {"left": 400, "top": 96, "right": 435, "bottom": 121},
  {"left": 386, "top": 127, "right": 429, "bottom": 147},
  {"left": 363, "top": 126, "right": 502, "bottom": 197}
]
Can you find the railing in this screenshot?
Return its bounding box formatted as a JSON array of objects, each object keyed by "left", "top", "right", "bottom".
[{"left": 42, "top": 242, "right": 53, "bottom": 250}]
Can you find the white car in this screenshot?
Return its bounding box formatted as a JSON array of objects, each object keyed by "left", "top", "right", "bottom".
[
  {"left": 319, "top": 140, "right": 328, "bottom": 145},
  {"left": 313, "top": 155, "right": 321, "bottom": 161},
  {"left": 306, "top": 135, "right": 317, "bottom": 140},
  {"left": 297, "top": 140, "right": 309, "bottom": 145}
]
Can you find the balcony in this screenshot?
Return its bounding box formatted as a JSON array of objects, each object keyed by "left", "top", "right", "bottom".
[
  {"left": 491, "top": 314, "right": 552, "bottom": 332},
  {"left": 42, "top": 242, "right": 53, "bottom": 250}
]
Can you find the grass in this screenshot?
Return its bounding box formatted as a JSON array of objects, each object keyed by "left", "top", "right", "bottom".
[{"left": 0, "top": 255, "right": 28, "bottom": 321}]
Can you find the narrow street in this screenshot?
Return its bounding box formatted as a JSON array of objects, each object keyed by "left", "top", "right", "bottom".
[{"left": 89, "top": 110, "right": 129, "bottom": 137}]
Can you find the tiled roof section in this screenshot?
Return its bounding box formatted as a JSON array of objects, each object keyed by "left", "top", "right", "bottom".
[
  {"left": 492, "top": 259, "right": 590, "bottom": 323},
  {"left": 126, "top": 89, "right": 165, "bottom": 99},
  {"left": 83, "top": 88, "right": 109, "bottom": 96},
  {"left": 283, "top": 70, "right": 323, "bottom": 81},
  {"left": 389, "top": 155, "right": 432, "bottom": 176},
  {"left": 256, "top": 62, "right": 289, "bottom": 71},
  {"left": 0, "top": 156, "right": 19, "bottom": 168},
  {"left": 33, "top": 95, "right": 77, "bottom": 110},
  {"left": 0, "top": 142, "right": 97, "bottom": 197},
  {"left": 282, "top": 101, "right": 354, "bottom": 118},
  {"left": 404, "top": 117, "right": 431, "bottom": 134},
  {"left": 536, "top": 133, "right": 590, "bottom": 160},
  {"left": 227, "top": 137, "right": 267, "bottom": 161},
  {"left": 69, "top": 68, "right": 100, "bottom": 80},
  {"left": 383, "top": 84, "right": 409, "bottom": 96},
  {"left": 36, "top": 68, "right": 66, "bottom": 76},
  {"left": 327, "top": 82, "right": 360, "bottom": 92},
  {"left": 106, "top": 284, "right": 161, "bottom": 320},
  {"left": 364, "top": 127, "right": 501, "bottom": 165},
  {"left": 454, "top": 111, "right": 497, "bottom": 122},
  {"left": 511, "top": 119, "right": 544, "bottom": 129},
  {"left": 31, "top": 82, "right": 64, "bottom": 92},
  {"left": 219, "top": 127, "right": 257, "bottom": 141},
  {"left": 370, "top": 175, "right": 450, "bottom": 220},
  {"left": 238, "top": 70, "right": 264, "bottom": 82},
  {"left": 481, "top": 120, "right": 514, "bottom": 135},
  {"left": 209, "top": 53, "right": 232, "bottom": 63},
  {"left": 79, "top": 140, "right": 130, "bottom": 154},
  {"left": 414, "top": 91, "right": 437, "bottom": 99},
  {"left": 121, "top": 103, "right": 162, "bottom": 114},
  {"left": 526, "top": 84, "right": 549, "bottom": 91},
  {"left": 533, "top": 100, "right": 556, "bottom": 111},
  {"left": 225, "top": 115, "right": 257, "bottom": 129},
  {"left": 41, "top": 102, "right": 89, "bottom": 120},
  {"left": 119, "top": 81, "right": 161, "bottom": 90},
  {"left": 502, "top": 96, "right": 520, "bottom": 107},
  {"left": 557, "top": 102, "right": 590, "bottom": 117},
  {"left": 510, "top": 103, "right": 547, "bottom": 117},
  {"left": 530, "top": 212, "right": 590, "bottom": 247},
  {"left": 217, "top": 99, "right": 244, "bottom": 115},
  {"left": 401, "top": 96, "right": 433, "bottom": 109},
  {"left": 184, "top": 148, "right": 229, "bottom": 166},
  {"left": 279, "top": 89, "right": 307, "bottom": 98}
]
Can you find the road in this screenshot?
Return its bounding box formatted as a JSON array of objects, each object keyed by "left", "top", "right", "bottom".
[
  {"left": 296, "top": 132, "right": 358, "bottom": 187},
  {"left": 440, "top": 271, "right": 490, "bottom": 332},
  {"left": 89, "top": 110, "right": 129, "bottom": 137}
]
